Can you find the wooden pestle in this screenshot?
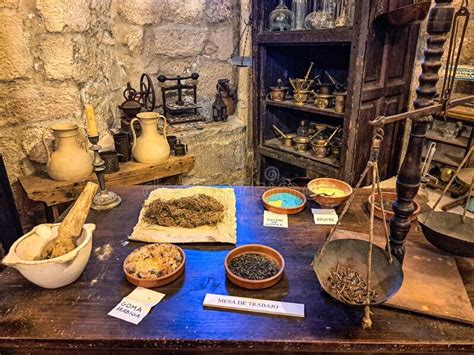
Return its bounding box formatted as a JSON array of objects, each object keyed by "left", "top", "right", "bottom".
[{"left": 39, "top": 182, "right": 98, "bottom": 260}]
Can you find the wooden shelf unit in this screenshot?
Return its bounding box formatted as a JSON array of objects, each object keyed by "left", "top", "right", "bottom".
[
  {"left": 423, "top": 105, "right": 474, "bottom": 169},
  {"left": 252, "top": 0, "right": 422, "bottom": 185},
  {"left": 256, "top": 28, "right": 353, "bottom": 44},
  {"left": 265, "top": 99, "right": 345, "bottom": 119},
  {"left": 425, "top": 130, "right": 469, "bottom": 149}
]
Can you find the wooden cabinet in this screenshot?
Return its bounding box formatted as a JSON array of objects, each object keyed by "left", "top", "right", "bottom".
[
  {"left": 423, "top": 106, "right": 474, "bottom": 169},
  {"left": 252, "top": 0, "right": 421, "bottom": 185}
]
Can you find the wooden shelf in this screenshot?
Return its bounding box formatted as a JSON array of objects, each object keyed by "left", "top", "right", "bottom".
[
  {"left": 426, "top": 130, "right": 469, "bottom": 148},
  {"left": 18, "top": 155, "right": 196, "bottom": 207},
  {"left": 259, "top": 138, "right": 339, "bottom": 177},
  {"left": 257, "top": 145, "right": 339, "bottom": 178},
  {"left": 256, "top": 29, "right": 353, "bottom": 44},
  {"left": 422, "top": 148, "right": 463, "bottom": 167},
  {"left": 265, "top": 99, "right": 345, "bottom": 119}
]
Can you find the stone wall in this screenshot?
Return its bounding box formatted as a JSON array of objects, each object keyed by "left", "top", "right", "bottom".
[{"left": 0, "top": 0, "right": 251, "bottom": 229}]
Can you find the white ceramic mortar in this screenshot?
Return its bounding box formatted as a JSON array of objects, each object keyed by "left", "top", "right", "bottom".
[{"left": 2, "top": 223, "right": 95, "bottom": 288}]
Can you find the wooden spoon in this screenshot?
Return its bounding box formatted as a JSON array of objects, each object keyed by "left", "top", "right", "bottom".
[{"left": 39, "top": 182, "right": 98, "bottom": 260}]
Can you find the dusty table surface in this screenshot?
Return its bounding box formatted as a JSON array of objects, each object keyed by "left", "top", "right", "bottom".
[{"left": 0, "top": 186, "right": 473, "bottom": 353}]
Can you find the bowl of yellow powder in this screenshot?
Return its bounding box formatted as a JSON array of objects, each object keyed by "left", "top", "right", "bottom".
[{"left": 307, "top": 178, "right": 353, "bottom": 208}]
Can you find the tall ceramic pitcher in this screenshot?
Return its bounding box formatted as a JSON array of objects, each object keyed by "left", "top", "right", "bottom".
[
  {"left": 130, "top": 112, "right": 170, "bottom": 163},
  {"left": 43, "top": 122, "right": 93, "bottom": 181}
]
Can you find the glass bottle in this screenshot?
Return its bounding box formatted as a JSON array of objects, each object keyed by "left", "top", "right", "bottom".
[
  {"left": 268, "top": 0, "right": 294, "bottom": 32},
  {"left": 291, "top": 0, "right": 308, "bottom": 30},
  {"left": 322, "top": 0, "right": 336, "bottom": 28},
  {"left": 305, "top": 0, "right": 325, "bottom": 29},
  {"left": 297, "top": 120, "right": 310, "bottom": 136},
  {"left": 335, "top": 0, "right": 355, "bottom": 27}
]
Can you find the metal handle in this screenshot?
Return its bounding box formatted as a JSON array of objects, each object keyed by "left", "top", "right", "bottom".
[
  {"left": 130, "top": 118, "right": 139, "bottom": 152},
  {"left": 158, "top": 114, "right": 168, "bottom": 138},
  {"left": 324, "top": 127, "right": 340, "bottom": 146},
  {"left": 81, "top": 127, "right": 90, "bottom": 153},
  {"left": 272, "top": 125, "right": 287, "bottom": 138}
]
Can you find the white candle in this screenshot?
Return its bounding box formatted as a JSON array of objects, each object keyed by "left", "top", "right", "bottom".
[{"left": 85, "top": 104, "right": 98, "bottom": 137}]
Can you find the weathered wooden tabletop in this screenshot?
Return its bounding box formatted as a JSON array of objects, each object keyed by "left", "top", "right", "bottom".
[{"left": 0, "top": 186, "right": 473, "bottom": 353}]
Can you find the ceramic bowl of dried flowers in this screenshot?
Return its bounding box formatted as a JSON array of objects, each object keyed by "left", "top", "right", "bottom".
[
  {"left": 123, "top": 243, "right": 185, "bottom": 288},
  {"left": 225, "top": 244, "right": 285, "bottom": 290}
]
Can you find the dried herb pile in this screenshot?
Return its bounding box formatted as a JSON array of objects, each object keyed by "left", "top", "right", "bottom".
[
  {"left": 143, "top": 194, "right": 225, "bottom": 228},
  {"left": 228, "top": 253, "right": 280, "bottom": 280},
  {"left": 327, "top": 263, "right": 379, "bottom": 304}
]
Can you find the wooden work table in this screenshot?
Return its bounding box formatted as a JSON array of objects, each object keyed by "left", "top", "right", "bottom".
[{"left": 0, "top": 186, "right": 473, "bottom": 353}]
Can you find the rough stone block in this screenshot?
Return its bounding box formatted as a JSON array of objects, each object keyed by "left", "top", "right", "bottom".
[
  {"left": 72, "top": 35, "right": 120, "bottom": 85},
  {"left": 39, "top": 35, "right": 74, "bottom": 80},
  {"left": 157, "top": 58, "right": 193, "bottom": 76},
  {"left": 0, "top": 83, "right": 80, "bottom": 127},
  {"left": 0, "top": 0, "right": 18, "bottom": 9},
  {"left": 115, "top": 23, "right": 143, "bottom": 53},
  {"left": 0, "top": 15, "right": 32, "bottom": 80},
  {"left": 207, "top": 24, "right": 234, "bottom": 60},
  {"left": 145, "top": 25, "right": 208, "bottom": 58},
  {"left": 164, "top": 0, "right": 204, "bottom": 25},
  {"left": 118, "top": 0, "right": 163, "bottom": 26},
  {"left": 205, "top": 0, "right": 234, "bottom": 24},
  {"left": 0, "top": 128, "right": 24, "bottom": 182},
  {"left": 173, "top": 117, "right": 247, "bottom": 184},
  {"left": 125, "top": 26, "right": 144, "bottom": 53},
  {"left": 196, "top": 58, "right": 235, "bottom": 98},
  {"left": 37, "top": 0, "right": 91, "bottom": 32}
]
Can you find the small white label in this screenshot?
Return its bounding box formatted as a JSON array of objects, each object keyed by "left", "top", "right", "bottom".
[
  {"left": 203, "top": 293, "right": 304, "bottom": 318},
  {"left": 312, "top": 208, "right": 338, "bottom": 225},
  {"left": 108, "top": 287, "right": 165, "bottom": 325},
  {"left": 263, "top": 210, "right": 288, "bottom": 228}
]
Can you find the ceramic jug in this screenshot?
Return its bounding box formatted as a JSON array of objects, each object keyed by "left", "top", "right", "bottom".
[
  {"left": 43, "top": 122, "right": 93, "bottom": 181},
  {"left": 130, "top": 112, "right": 170, "bottom": 163}
]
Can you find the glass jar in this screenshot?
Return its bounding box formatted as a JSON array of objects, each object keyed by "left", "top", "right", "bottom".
[
  {"left": 335, "top": 0, "right": 355, "bottom": 27},
  {"left": 305, "top": 0, "right": 319, "bottom": 29},
  {"left": 297, "top": 120, "right": 310, "bottom": 136},
  {"left": 268, "top": 0, "right": 294, "bottom": 32},
  {"left": 292, "top": 0, "right": 308, "bottom": 30},
  {"left": 322, "top": 0, "right": 336, "bottom": 28}
]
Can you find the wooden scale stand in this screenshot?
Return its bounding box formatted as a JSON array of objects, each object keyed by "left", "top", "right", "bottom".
[
  {"left": 371, "top": 0, "right": 473, "bottom": 264},
  {"left": 316, "top": 0, "right": 474, "bottom": 325}
]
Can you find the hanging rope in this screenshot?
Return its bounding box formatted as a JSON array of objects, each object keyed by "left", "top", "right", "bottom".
[
  {"left": 375, "top": 160, "right": 392, "bottom": 262},
  {"left": 362, "top": 161, "right": 377, "bottom": 329},
  {"left": 316, "top": 127, "right": 390, "bottom": 329}
]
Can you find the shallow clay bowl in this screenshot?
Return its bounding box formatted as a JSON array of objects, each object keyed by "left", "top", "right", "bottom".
[
  {"left": 225, "top": 244, "right": 285, "bottom": 290},
  {"left": 307, "top": 178, "right": 353, "bottom": 208},
  {"left": 262, "top": 187, "right": 307, "bottom": 215},
  {"left": 123, "top": 245, "right": 185, "bottom": 288},
  {"left": 368, "top": 192, "right": 421, "bottom": 222}
]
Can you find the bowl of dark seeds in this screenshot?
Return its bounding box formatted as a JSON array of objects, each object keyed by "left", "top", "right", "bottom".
[
  {"left": 225, "top": 244, "right": 285, "bottom": 290},
  {"left": 312, "top": 238, "right": 403, "bottom": 306}
]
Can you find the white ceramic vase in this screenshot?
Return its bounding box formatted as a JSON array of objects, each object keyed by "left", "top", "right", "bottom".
[
  {"left": 43, "top": 122, "right": 93, "bottom": 181},
  {"left": 131, "top": 112, "right": 170, "bottom": 164}
]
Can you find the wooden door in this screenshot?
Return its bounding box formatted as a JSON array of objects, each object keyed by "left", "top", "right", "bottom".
[{"left": 351, "top": 0, "right": 421, "bottom": 183}]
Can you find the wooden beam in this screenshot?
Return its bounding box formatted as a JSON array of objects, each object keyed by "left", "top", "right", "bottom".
[{"left": 19, "top": 155, "right": 195, "bottom": 207}]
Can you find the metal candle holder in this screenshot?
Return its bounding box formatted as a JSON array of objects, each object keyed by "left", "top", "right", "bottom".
[{"left": 88, "top": 135, "right": 121, "bottom": 210}]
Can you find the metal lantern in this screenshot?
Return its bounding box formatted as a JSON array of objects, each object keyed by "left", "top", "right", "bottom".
[{"left": 212, "top": 93, "right": 228, "bottom": 122}]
